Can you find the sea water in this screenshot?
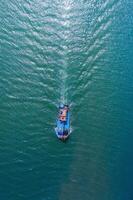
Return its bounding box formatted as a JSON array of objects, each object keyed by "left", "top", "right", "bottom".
[{"left": 0, "top": 0, "right": 133, "bottom": 200}]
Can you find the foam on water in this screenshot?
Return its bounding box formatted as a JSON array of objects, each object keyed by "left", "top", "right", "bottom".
[{"left": 57, "top": 0, "right": 72, "bottom": 104}]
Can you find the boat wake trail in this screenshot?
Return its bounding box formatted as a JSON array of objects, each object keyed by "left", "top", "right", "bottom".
[
  {"left": 60, "top": 59, "right": 68, "bottom": 104},
  {"left": 57, "top": 1, "right": 72, "bottom": 104}
]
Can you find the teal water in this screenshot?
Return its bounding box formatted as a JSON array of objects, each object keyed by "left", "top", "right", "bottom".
[{"left": 0, "top": 0, "right": 133, "bottom": 199}]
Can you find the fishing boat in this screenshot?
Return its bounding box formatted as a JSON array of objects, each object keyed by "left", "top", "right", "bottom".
[{"left": 55, "top": 103, "right": 70, "bottom": 141}]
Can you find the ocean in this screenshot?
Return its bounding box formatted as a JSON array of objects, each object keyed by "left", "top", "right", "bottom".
[{"left": 0, "top": 0, "right": 133, "bottom": 199}]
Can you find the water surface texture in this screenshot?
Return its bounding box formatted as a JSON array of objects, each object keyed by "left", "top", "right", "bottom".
[{"left": 0, "top": 0, "right": 133, "bottom": 200}]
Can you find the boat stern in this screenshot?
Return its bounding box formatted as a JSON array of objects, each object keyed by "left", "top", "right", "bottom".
[{"left": 55, "top": 127, "right": 70, "bottom": 141}]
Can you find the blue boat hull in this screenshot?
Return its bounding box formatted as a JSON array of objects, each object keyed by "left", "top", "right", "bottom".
[{"left": 55, "top": 105, "right": 70, "bottom": 140}]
